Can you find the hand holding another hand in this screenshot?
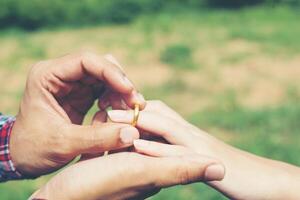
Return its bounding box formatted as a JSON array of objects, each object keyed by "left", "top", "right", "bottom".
[
  {"left": 107, "top": 100, "right": 225, "bottom": 161},
  {"left": 30, "top": 101, "right": 225, "bottom": 200},
  {"left": 32, "top": 152, "right": 222, "bottom": 200},
  {"left": 14, "top": 53, "right": 226, "bottom": 200},
  {"left": 10, "top": 52, "right": 146, "bottom": 177},
  {"left": 12, "top": 52, "right": 300, "bottom": 200}
]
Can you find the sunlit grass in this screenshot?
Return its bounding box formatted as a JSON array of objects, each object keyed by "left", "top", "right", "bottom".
[{"left": 0, "top": 6, "right": 300, "bottom": 200}]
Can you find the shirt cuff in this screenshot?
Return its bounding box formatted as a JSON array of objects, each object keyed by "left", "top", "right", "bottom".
[{"left": 0, "top": 115, "right": 22, "bottom": 182}]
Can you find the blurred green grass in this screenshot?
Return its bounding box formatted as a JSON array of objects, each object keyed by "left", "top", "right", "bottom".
[{"left": 1, "top": 6, "right": 300, "bottom": 200}]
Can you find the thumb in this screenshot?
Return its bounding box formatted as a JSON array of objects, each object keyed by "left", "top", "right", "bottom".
[
  {"left": 64, "top": 123, "right": 140, "bottom": 155},
  {"left": 146, "top": 154, "right": 225, "bottom": 187}
]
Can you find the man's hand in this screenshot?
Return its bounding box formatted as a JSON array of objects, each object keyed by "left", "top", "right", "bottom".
[
  {"left": 10, "top": 52, "right": 146, "bottom": 177},
  {"left": 31, "top": 152, "right": 224, "bottom": 200}
]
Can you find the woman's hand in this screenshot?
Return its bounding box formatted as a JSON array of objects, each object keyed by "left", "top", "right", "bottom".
[
  {"left": 30, "top": 152, "right": 224, "bottom": 200},
  {"left": 10, "top": 52, "right": 146, "bottom": 178},
  {"left": 107, "top": 100, "right": 300, "bottom": 200},
  {"left": 107, "top": 100, "right": 223, "bottom": 157}
]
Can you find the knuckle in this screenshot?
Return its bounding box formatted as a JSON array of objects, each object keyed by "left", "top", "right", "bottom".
[
  {"left": 79, "top": 51, "right": 106, "bottom": 72},
  {"left": 79, "top": 51, "right": 97, "bottom": 65},
  {"left": 79, "top": 51, "right": 96, "bottom": 60},
  {"left": 103, "top": 54, "right": 125, "bottom": 72},
  {"left": 26, "top": 61, "right": 49, "bottom": 89},
  {"left": 176, "top": 164, "right": 191, "bottom": 185},
  {"left": 175, "top": 157, "right": 193, "bottom": 185},
  {"left": 32, "top": 60, "right": 47, "bottom": 68},
  {"left": 29, "top": 60, "right": 47, "bottom": 77}
]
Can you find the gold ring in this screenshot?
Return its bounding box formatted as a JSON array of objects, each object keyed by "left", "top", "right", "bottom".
[{"left": 132, "top": 104, "right": 140, "bottom": 127}]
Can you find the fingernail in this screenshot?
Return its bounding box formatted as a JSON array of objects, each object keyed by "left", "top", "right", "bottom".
[
  {"left": 123, "top": 76, "right": 134, "bottom": 88},
  {"left": 107, "top": 110, "right": 127, "bottom": 121},
  {"left": 204, "top": 164, "right": 225, "bottom": 181},
  {"left": 120, "top": 127, "right": 137, "bottom": 144}
]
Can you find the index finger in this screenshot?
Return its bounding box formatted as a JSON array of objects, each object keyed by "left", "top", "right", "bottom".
[
  {"left": 49, "top": 52, "right": 134, "bottom": 94},
  {"left": 107, "top": 110, "right": 193, "bottom": 145}
]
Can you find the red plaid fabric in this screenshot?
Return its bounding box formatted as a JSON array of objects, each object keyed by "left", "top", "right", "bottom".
[{"left": 0, "top": 114, "right": 22, "bottom": 182}]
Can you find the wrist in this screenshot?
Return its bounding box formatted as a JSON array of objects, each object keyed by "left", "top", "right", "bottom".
[
  {"left": 0, "top": 114, "right": 22, "bottom": 181},
  {"left": 9, "top": 117, "right": 40, "bottom": 179},
  {"left": 192, "top": 128, "right": 233, "bottom": 160},
  {"left": 196, "top": 130, "right": 299, "bottom": 199}
]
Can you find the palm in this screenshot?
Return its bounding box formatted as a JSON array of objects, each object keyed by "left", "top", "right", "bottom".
[{"left": 56, "top": 78, "right": 105, "bottom": 124}]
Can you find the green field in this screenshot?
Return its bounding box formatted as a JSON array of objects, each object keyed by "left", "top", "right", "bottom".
[{"left": 0, "top": 6, "right": 300, "bottom": 200}]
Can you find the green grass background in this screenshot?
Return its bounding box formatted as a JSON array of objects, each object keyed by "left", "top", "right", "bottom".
[{"left": 0, "top": 6, "right": 300, "bottom": 200}]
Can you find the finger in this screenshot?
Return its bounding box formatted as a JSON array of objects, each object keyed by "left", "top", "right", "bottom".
[
  {"left": 107, "top": 110, "right": 191, "bottom": 145},
  {"left": 92, "top": 110, "right": 107, "bottom": 125},
  {"left": 145, "top": 154, "right": 225, "bottom": 186},
  {"left": 98, "top": 88, "right": 129, "bottom": 110},
  {"left": 104, "top": 54, "right": 125, "bottom": 73},
  {"left": 50, "top": 52, "right": 133, "bottom": 94},
  {"left": 63, "top": 123, "right": 140, "bottom": 155},
  {"left": 98, "top": 88, "right": 141, "bottom": 110},
  {"left": 34, "top": 152, "right": 223, "bottom": 200},
  {"left": 103, "top": 54, "right": 146, "bottom": 109},
  {"left": 108, "top": 91, "right": 128, "bottom": 110},
  {"left": 123, "top": 90, "right": 146, "bottom": 109},
  {"left": 48, "top": 52, "right": 145, "bottom": 108},
  {"left": 133, "top": 139, "right": 190, "bottom": 157},
  {"left": 79, "top": 110, "right": 108, "bottom": 160},
  {"left": 98, "top": 89, "right": 111, "bottom": 110},
  {"left": 144, "top": 100, "right": 187, "bottom": 125}
]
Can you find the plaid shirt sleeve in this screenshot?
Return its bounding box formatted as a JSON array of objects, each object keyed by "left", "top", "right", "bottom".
[{"left": 0, "top": 113, "right": 22, "bottom": 182}]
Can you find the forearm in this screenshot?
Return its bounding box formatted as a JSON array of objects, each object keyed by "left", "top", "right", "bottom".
[{"left": 206, "top": 138, "right": 300, "bottom": 199}]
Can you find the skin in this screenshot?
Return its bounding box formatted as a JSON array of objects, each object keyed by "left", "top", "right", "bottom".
[
  {"left": 31, "top": 153, "right": 224, "bottom": 200},
  {"left": 31, "top": 110, "right": 225, "bottom": 200},
  {"left": 107, "top": 100, "right": 300, "bottom": 200},
  {"left": 9, "top": 52, "right": 147, "bottom": 177},
  {"left": 15, "top": 52, "right": 298, "bottom": 199},
  {"left": 10, "top": 53, "right": 224, "bottom": 200}
]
